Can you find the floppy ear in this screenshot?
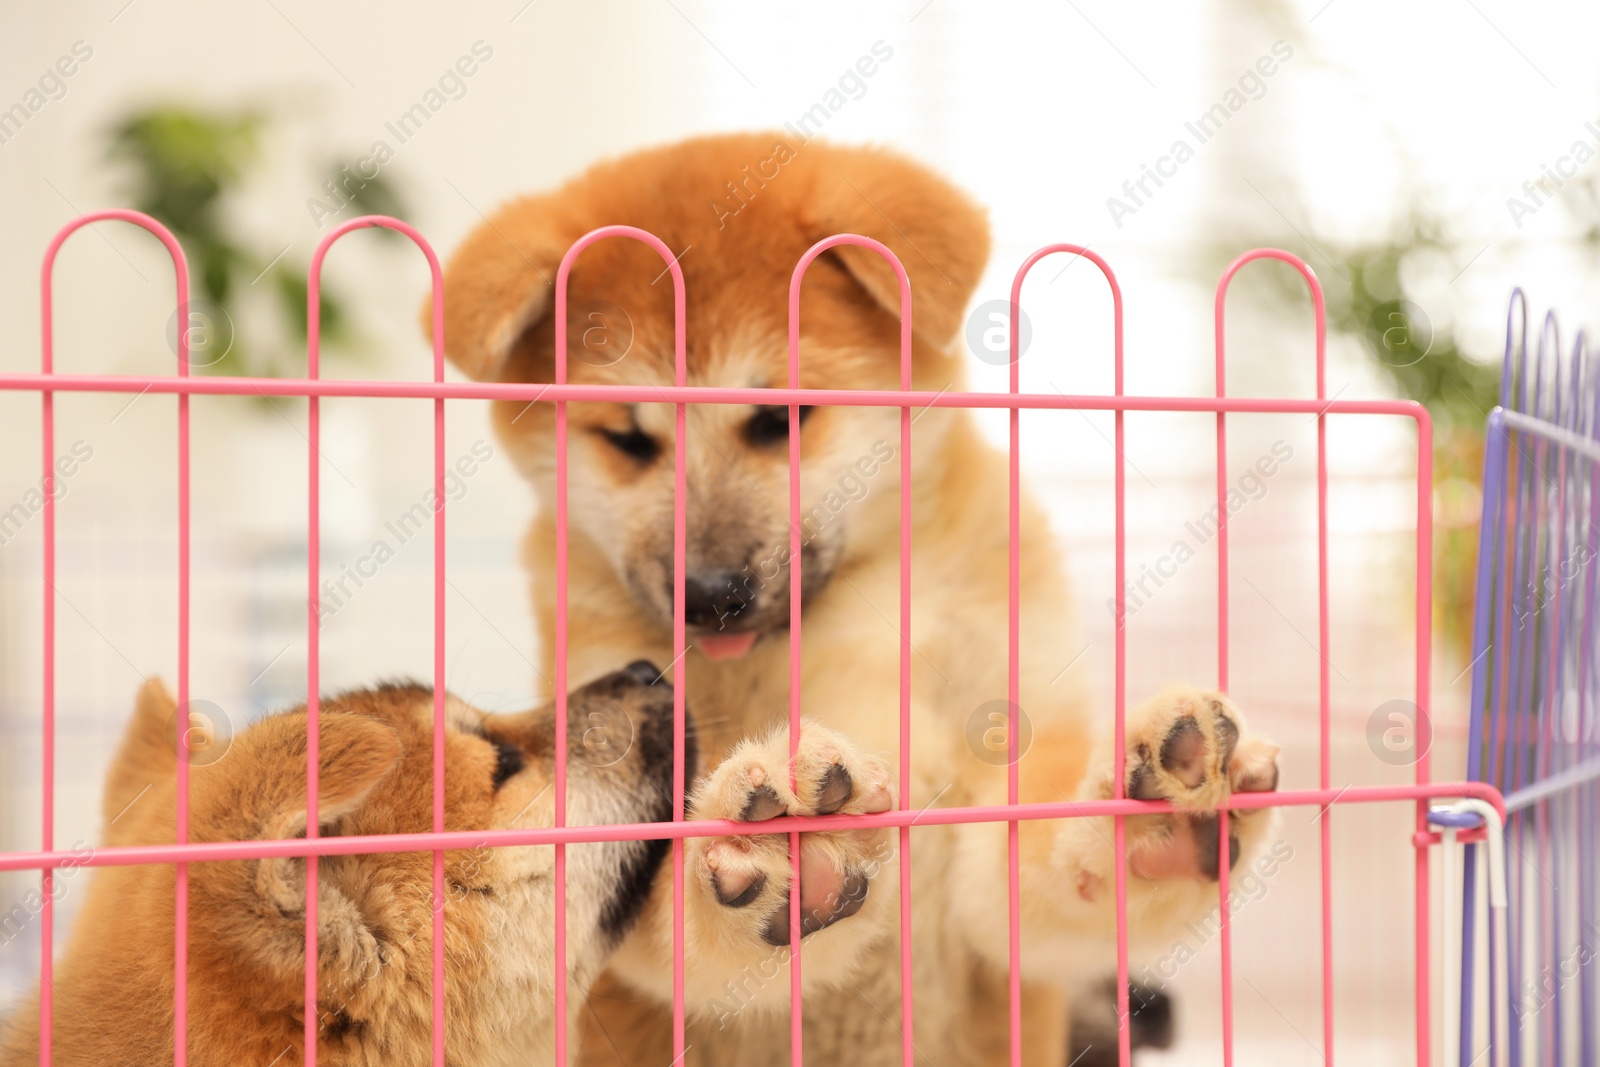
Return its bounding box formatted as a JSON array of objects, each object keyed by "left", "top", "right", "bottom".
[
  {"left": 237, "top": 711, "right": 403, "bottom": 837},
  {"left": 802, "top": 143, "right": 991, "bottom": 350},
  {"left": 428, "top": 194, "right": 570, "bottom": 381},
  {"left": 189, "top": 712, "right": 403, "bottom": 986}
]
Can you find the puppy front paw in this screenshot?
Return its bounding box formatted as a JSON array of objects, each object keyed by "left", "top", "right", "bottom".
[
  {"left": 689, "top": 721, "right": 894, "bottom": 947},
  {"left": 1121, "top": 686, "right": 1279, "bottom": 883}
]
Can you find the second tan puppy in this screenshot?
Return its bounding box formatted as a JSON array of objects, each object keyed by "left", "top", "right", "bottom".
[
  {"left": 0, "top": 664, "right": 688, "bottom": 1067},
  {"left": 435, "top": 134, "right": 1281, "bottom": 1064}
]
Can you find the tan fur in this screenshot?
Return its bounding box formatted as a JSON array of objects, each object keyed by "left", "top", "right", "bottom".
[
  {"left": 1, "top": 667, "right": 686, "bottom": 1066},
  {"left": 432, "top": 133, "right": 1281, "bottom": 1064}
]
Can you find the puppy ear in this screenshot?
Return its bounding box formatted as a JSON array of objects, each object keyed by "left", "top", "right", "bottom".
[
  {"left": 802, "top": 143, "right": 991, "bottom": 349},
  {"left": 239, "top": 711, "right": 404, "bottom": 834},
  {"left": 190, "top": 712, "right": 404, "bottom": 992},
  {"left": 428, "top": 195, "right": 568, "bottom": 381},
  {"left": 102, "top": 679, "right": 180, "bottom": 842}
]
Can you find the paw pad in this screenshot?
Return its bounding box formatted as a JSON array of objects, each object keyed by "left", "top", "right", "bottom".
[
  {"left": 740, "top": 784, "right": 786, "bottom": 822},
  {"left": 761, "top": 868, "right": 870, "bottom": 947},
  {"left": 1159, "top": 718, "right": 1208, "bottom": 788},
  {"left": 712, "top": 868, "right": 767, "bottom": 909},
  {"left": 814, "top": 764, "right": 853, "bottom": 815}
]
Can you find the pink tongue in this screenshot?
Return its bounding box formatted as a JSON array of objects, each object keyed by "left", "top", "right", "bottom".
[{"left": 697, "top": 632, "right": 759, "bottom": 661}]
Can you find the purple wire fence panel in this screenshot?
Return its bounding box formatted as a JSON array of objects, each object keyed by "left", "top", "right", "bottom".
[{"left": 1463, "top": 291, "right": 1600, "bottom": 1067}]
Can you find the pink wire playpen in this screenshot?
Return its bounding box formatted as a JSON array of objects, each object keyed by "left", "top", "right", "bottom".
[{"left": 0, "top": 209, "right": 1534, "bottom": 1066}]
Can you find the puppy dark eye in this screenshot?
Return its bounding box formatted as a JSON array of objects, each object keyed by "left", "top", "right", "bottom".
[
  {"left": 600, "top": 427, "right": 660, "bottom": 463},
  {"left": 490, "top": 738, "right": 524, "bottom": 789},
  {"left": 745, "top": 405, "right": 812, "bottom": 446}
]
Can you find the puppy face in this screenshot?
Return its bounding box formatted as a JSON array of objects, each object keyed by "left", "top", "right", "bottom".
[
  {"left": 506, "top": 262, "right": 896, "bottom": 648},
  {"left": 434, "top": 134, "right": 990, "bottom": 655},
  {"left": 206, "top": 667, "right": 688, "bottom": 1059}
]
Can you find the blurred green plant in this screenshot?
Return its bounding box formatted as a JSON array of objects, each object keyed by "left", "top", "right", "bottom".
[
  {"left": 1325, "top": 218, "right": 1499, "bottom": 660},
  {"left": 1212, "top": 206, "right": 1502, "bottom": 659},
  {"left": 1323, "top": 217, "right": 1501, "bottom": 431},
  {"left": 108, "top": 106, "right": 407, "bottom": 379}
]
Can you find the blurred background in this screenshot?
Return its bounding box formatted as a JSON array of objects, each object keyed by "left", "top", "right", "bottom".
[{"left": 1, "top": 0, "right": 1594, "bottom": 1062}]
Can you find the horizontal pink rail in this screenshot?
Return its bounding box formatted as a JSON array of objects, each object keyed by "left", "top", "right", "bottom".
[
  {"left": 0, "top": 783, "right": 1506, "bottom": 873},
  {"left": 0, "top": 373, "right": 1427, "bottom": 419}
]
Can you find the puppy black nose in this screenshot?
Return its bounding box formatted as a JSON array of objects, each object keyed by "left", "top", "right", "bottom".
[
  {"left": 682, "top": 571, "right": 751, "bottom": 628},
  {"left": 625, "top": 660, "right": 663, "bottom": 685}
]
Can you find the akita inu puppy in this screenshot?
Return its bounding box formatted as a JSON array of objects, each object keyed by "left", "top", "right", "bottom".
[
  {"left": 433, "top": 134, "right": 1281, "bottom": 1064},
  {"left": 0, "top": 663, "right": 691, "bottom": 1066}
]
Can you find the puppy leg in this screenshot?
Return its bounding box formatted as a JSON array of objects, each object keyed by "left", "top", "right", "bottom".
[
  {"left": 1040, "top": 686, "right": 1281, "bottom": 934},
  {"left": 952, "top": 685, "right": 1280, "bottom": 985}
]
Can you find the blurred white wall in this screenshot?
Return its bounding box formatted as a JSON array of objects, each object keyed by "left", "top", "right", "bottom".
[{"left": 2, "top": 0, "right": 1598, "bottom": 1061}]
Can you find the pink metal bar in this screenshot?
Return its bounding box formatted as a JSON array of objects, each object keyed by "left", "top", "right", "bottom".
[
  {"left": 1214, "top": 262, "right": 1233, "bottom": 1067},
  {"left": 1415, "top": 416, "right": 1436, "bottom": 1067},
  {"left": 0, "top": 373, "right": 1431, "bottom": 416},
  {"left": 552, "top": 226, "right": 689, "bottom": 1066},
  {"left": 787, "top": 235, "right": 914, "bottom": 1066},
  {"left": 306, "top": 216, "right": 448, "bottom": 1066},
  {"left": 0, "top": 784, "right": 1507, "bottom": 875},
  {"left": 1007, "top": 245, "right": 1126, "bottom": 1066},
  {"left": 305, "top": 233, "right": 323, "bottom": 1067},
  {"left": 1009, "top": 276, "right": 1021, "bottom": 1067},
  {"left": 38, "top": 209, "right": 191, "bottom": 1067},
  {"left": 1214, "top": 250, "right": 1329, "bottom": 1065}
]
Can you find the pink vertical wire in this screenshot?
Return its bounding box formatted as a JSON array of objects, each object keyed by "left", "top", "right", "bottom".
[
  {"left": 35, "top": 233, "right": 54, "bottom": 1067},
  {"left": 787, "top": 235, "right": 913, "bottom": 1065},
  {"left": 889, "top": 273, "right": 915, "bottom": 1067},
  {"left": 551, "top": 227, "right": 688, "bottom": 1065},
  {"left": 39, "top": 210, "right": 190, "bottom": 1067},
  {"left": 1214, "top": 251, "right": 1327, "bottom": 1067},
  {"left": 789, "top": 282, "right": 805, "bottom": 1067},
  {"left": 306, "top": 216, "right": 447, "bottom": 1066},
  {"left": 175, "top": 251, "right": 193, "bottom": 1067},
  {"left": 1413, "top": 410, "right": 1435, "bottom": 1067},
  {"left": 1212, "top": 266, "right": 1233, "bottom": 1067},
  {"left": 304, "top": 234, "right": 324, "bottom": 1067},
  {"left": 1007, "top": 266, "right": 1022, "bottom": 1067},
  {"left": 1007, "top": 246, "right": 1124, "bottom": 1065}
]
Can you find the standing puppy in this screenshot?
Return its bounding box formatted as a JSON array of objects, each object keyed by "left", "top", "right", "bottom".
[{"left": 435, "top": 133, "right": 1280, "bottom": 1064}]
